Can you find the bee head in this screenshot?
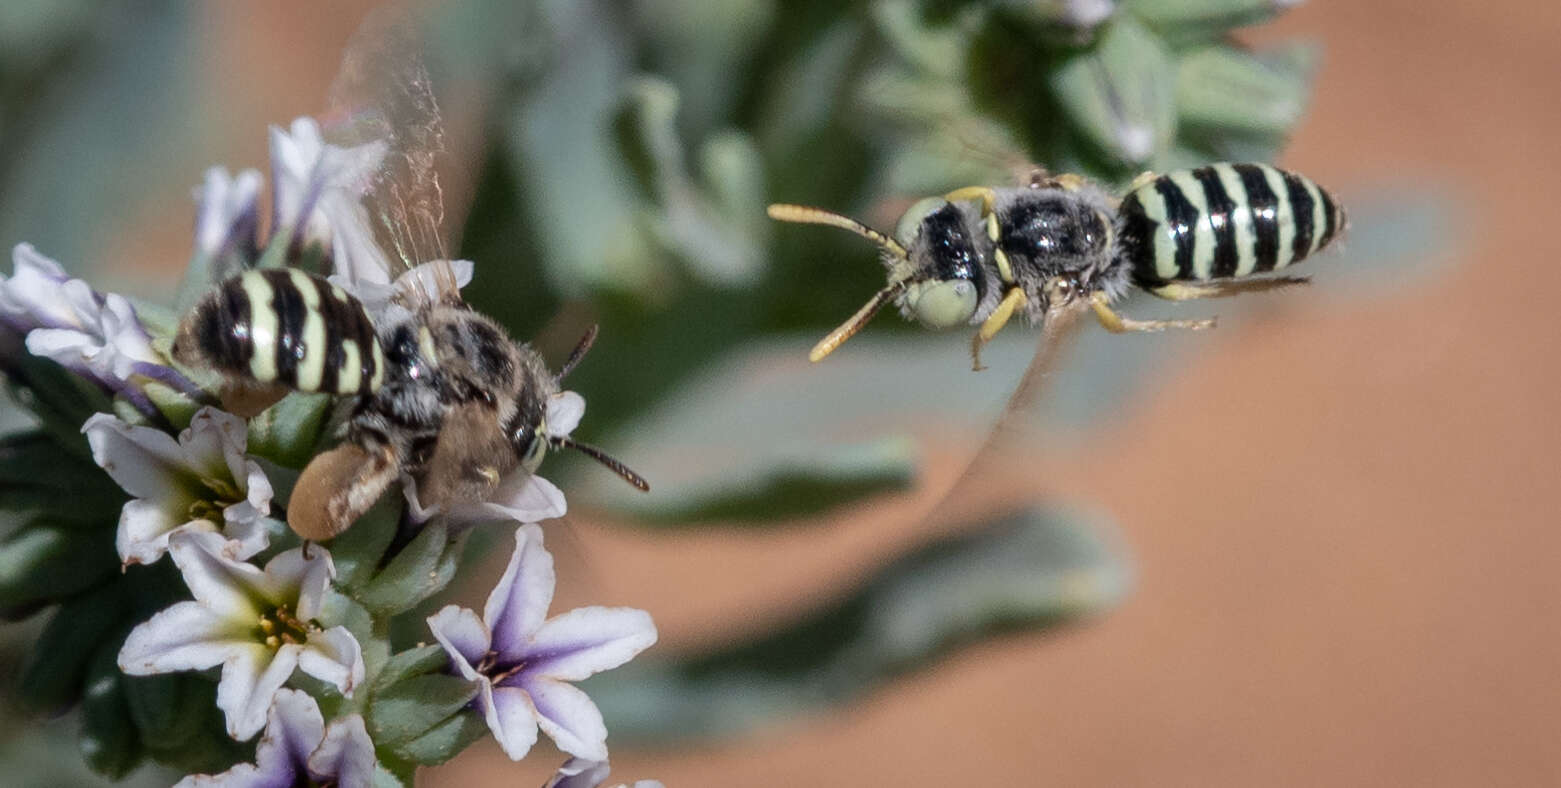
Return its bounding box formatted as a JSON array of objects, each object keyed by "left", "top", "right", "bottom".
[{"left": 767, "top": 200, "right": 985, "bottom": 362}]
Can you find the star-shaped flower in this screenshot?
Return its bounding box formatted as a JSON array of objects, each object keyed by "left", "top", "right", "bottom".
[
  {"left": 119, "top": 530, "right": 365, "bottom": 740},
  {"left": 404, "top": 390, "right": 583, "bottom": 527},
  {"left": 427, "top": 524, "right": 656, "bottom": 762},
  {"left": 175, "top": 689, "right": 376, "bottom": 788},
  {"left": 83, "top": 407, "right": 273, "bottom": 566},
  {"left": 269, "top": 116, "right": 392, "bottom": 287}
]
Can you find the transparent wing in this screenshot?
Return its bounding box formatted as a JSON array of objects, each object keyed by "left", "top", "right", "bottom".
[{"left": 323, "top": 9, "right": 459, "bottom": 300}]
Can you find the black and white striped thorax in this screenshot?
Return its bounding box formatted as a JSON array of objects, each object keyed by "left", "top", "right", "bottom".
[
  {"left": 1115, "top": 163, "right": 1346, "bottom": 289},
  {"left": 174, "top": 268, "right": 386, "bottom": 395}
]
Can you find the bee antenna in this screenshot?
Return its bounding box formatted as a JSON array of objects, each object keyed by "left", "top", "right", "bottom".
[
  {"left": 767, "top": 204, "right": 909, "bottom": 260},
  {"left": 554, "top": 436, "right": 650, "bottom": 492},
  {"left": 558, "top": 324, "right": 599, "bottom": 381},
  {"left": 810, "top": 281, "right": 906, "bottom": 363}
]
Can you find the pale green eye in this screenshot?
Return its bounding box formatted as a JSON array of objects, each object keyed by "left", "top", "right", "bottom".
[
  {"left": 522, "top": 423, "right": 549, "bottom": 471},
  {"left": 895, "top": 197, "right": 950, "bottom": 247},
  {"left": 907, "top": 279, "right": 978, "bottom": 329}
]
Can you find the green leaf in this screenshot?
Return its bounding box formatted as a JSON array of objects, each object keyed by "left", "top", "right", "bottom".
[
  {"left": 354, "top": 522, "right": 464, "bottom": 617},
  {"left": 367, "top": 674, "right": 479, "bottom": 747},
  {"left": 371, "top": 644, "right": 452, "bottom": 695},
  {"left": 1176, "top": 42, "right": 1317, "bottom": 138},
  {"left": 1125, "top": 0, "right": 1295, "bottom": 45},
  {"left": 245, "top": 392, "right": 333, "bottom": 469},
  {"left": 79, "top": 635, "right": 144, "bottom": 779},
  {"left": 589, "top": 505, "right": 1129, "bottom": 743},
  {"left": 0, "top": 521, "right": 116, "bottom": 609},
  {"left": 123, "top": 673, "right": 206, "bottom": 751},
  {"left": 329, "top": 492, "right": 404, "bottom": 592},
  {"left": 15, "top": 582, "right": 128, "bottom": 713},
  {"left": 1050, "top": 16, "right": 1176, "bottom": 168},
  {"left": 388, "top": 709, "right": 488, "bottom": 766}
]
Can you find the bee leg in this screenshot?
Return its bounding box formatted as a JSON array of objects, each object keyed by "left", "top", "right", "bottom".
[
  {"left": 970, "top": 287, "right": 1028, "bottom": 371},
  {"left": 289, "top": 443, "right": 399, "bottom": 542},
  {"left": 1089, "top": 291, "right": 1216, "bottom": 334},
  {"left": 1149, "top": 277, "right": 1310, "bottom": 301},
  {"left": 943, "top": 186, "right": 1004, "bottom": 244}
]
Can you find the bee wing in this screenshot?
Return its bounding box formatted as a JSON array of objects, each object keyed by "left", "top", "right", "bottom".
[{"left": 323, "top": 10, "right": 462, "bottom": 306}]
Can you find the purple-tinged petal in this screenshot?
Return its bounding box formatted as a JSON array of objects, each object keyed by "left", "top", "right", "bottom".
[
  {"left": 172, "top": 762, "right": 269, "bottom": 788},
  {"left": 477, "top": 472, "right": 567, "bottom": 524},
  {"left": 297, "top": 626, "right": 364, "bottom": 697},
  {"left": 218, "top": 643, "right": 302, "bottom": 740},
  {"left": 95, "top": 293, "right": 159, "bottom": 375},
  {"left": 194, "top": 166, "right": 263, "bottom": 262},
  {"left": 485, "top": 525, "right": 555, "bottom": 660},
  {"left": 545, "top": 757, "right": 612, "bottom": 788},
  {"left": 485, "top": 684, "right": 542, "bottom": 761},
  {"left": 427, "top": 605, "right": 491, "bottom": 672},
  {"left": 3, "top": 244, "right": 76, "bottom": 329},
  {"left": 524, "top": 607, "right": 658, "bottom": 682},
  {"left": 307, "top": 713, "right": 377, "bottom": 786},
  {"left": 255, "top": 689, "right": 323, "bottom": 778},
  {"left": 118, "top": 601, "right": 247, "bottom": 675},
  {"left": 524, "top": 677, "right": 609, "bottom": 762},
  {"left": 545, "top": 392, "right": 585, "bottom": 440}
]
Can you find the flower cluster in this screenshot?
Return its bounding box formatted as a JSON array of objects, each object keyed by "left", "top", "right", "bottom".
[{"left": 0, "top": 115, "right": 659, "bottom": 786}]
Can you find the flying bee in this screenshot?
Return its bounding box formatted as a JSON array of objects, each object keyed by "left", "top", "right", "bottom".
[
  {"left": 769, "top": 162, "right": 1346, "bottom": 370},
  {"left": 170, "top": 22, "right": 647, "bottom": 543}
]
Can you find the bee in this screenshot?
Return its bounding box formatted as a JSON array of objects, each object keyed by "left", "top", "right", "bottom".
[
  {"left": 170, "top": 25, "right": 647, "bottom": 543},
  {"left": 769, "top": 162, "right": 1346, "bottom": 370}
]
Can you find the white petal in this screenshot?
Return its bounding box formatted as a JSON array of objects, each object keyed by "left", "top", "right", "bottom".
[
  {"left": 218, "top": 643, "right": 301, "bottom": 740},
  {"left": 525, "top": 677, "right": 609, "bottom": 762},
  {"left": 83, "top": 412, "right": 198, "bottom": 502},
  {"left": 195, "top": 167, "right": 263, "bottom": 258},
  {"left": 96, "top": 294, "right": 158, "bottom": 377},
  {"left": 391, "top": 260, "right": 473, "bottom": 304},
  {"left": 117, "top": 498, "right": 209, "bottom": 566},
  {"left": 241, "top": 458, "right": 274, "bottom": 511},
  {"left": 545, "top": 391, "right": 585, "bottom": 439},
  {"left": 59, "top": 278, "right": 101, "bottom": 329},
  {"left": 4, "top": 245, "right": 78, "bottom": 328},
  {"left": 485, "top": 525, "right": 554, "bottom": 660},
  {"left": 219, "top": 501, "right": 272, "bottom": 562},
  {"left": 477, "top": 472, "right": 567, "bottom": 523},
  {"left": 525, "top": 607, "right": 657, "bottom": 682},
  {"left": 255, "top": 688, "right": 324, "bottom": 777},
  {"left": 297, "top": 626, "right": 364, "bottom": 697},
  {"left": 427, "top": 605, "right": 491, "bottom": 672},
  {"left": 485, "top": 684, "right": 541, "bottom": 761},
  {"left": 25, "top": 328, "right": 96, "bottom": 371},
  {"left": 117, "top": 601, "right": 247, "bottom": 675},
  {"left": 168, "top": 530, "right": 268, "bottom": 617},
  {"left": 283, "top": 546, "right": 336, "bottom": 621},
  {"left": 308, "top": 713, "right": 377, "bottom": 786},
  {"left": 181, "top": 407, "right": 247, "bottom": 481}
]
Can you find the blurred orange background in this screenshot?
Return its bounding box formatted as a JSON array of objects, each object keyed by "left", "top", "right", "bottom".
[{"left": 87, "top": 0, "right": 1561, "bottom": 784}]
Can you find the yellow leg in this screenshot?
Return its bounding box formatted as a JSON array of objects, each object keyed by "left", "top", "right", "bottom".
[
  {"left": 943, "top": 186, "right": 998, "bottom": 216},
  {"left": 970, "top": 287, "right": 1027, "bottom": 371},
  {"left": 1150, "top": 276, "right": 1310, "bottom": 301},
  {"left": 1127, "top": 170, "right": 1158, "bottom": 192},
  {"left": 1090, "top": 291, "right": 1215, "bottom": 334}
]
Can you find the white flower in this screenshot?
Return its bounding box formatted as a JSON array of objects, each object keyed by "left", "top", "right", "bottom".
[
  {"left": 193, "top": 166, "right": 263, "bottom": 273},
  {"left": 427, "top": 524, "right": 656, "bottom": 762},
  {"left": 348, "top": 259, "right": 475, "bottom": 321},
  {"left": 0, "top": 243, "right": 77, "bottom": 332},
  {"left": 269, "top": 117, "right": 391, "bottom": 287},
  {"left": 84, "top": 407, "right": 273, "bottom": 566},
  {"left": 546, "top": 758, "right": 664, "bottom": 788},
  {"left": 119, "top": 530, "right": 365, "bottom": 741},
  {"left": 175, "top": 689, "right": 376, "bottom": 788},
  {"left": 403, "top": 390, "right": 582, "bottom": 527}
]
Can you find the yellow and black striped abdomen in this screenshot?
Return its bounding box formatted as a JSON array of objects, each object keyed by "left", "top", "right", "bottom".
[
  {"left": 174, "top": 268, "right": 386, "bottom": 395},
  {"left": 1117, "top": 163, "right": 1345, "bottom": 288}
]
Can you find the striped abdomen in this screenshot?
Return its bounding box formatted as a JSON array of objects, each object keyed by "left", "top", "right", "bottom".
[
  {"left": 174, "top": 268, "right": 386, "bottom": 395},
  {"left": 1117, "top": 163, "right": 1345, "bottom": 288}
]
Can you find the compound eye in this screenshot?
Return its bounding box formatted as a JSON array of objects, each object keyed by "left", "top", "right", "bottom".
[
  {"left": 895, "top": 197, "right": 950, "bottom": 247},
  {"left": 908, "top": 279, "right": 979, "bottom": 329}
]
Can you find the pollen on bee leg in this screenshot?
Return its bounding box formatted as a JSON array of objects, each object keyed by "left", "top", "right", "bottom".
[{"left": 289, "top": 443, "right": 397, "bottom": 542}]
